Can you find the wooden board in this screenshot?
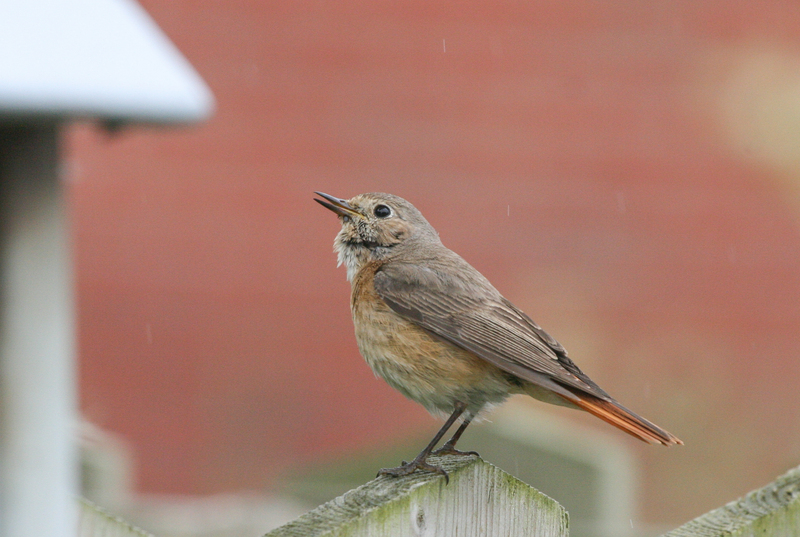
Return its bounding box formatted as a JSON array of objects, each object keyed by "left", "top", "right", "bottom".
[{"left": 265, "top": 455, "right": 568, "bottom": 537}]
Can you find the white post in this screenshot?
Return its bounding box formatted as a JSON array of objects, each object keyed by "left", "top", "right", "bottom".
[{"left": 0, "top": 124, "right": 77, "bottom": 537}]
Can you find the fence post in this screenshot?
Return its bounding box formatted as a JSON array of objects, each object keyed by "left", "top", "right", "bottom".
[
  {"left": 265, "top": 454, "right": 568, "bottom": 537},
  {"left": 662, "top": 464, "right": 800, "bottom": 536}
]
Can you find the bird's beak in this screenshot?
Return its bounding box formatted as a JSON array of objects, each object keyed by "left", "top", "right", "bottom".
[{"left": 314, "top": 192, "right": 362, "bottom": 219}]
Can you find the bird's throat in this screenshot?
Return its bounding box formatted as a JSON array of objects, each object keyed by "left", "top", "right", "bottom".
[{"left": 334, "top": 236, "right": 371, "bottom": 282}]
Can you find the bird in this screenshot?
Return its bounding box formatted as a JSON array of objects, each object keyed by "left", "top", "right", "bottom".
[{"left": 314, "top": 191, "right": 682, "bottom": 482}]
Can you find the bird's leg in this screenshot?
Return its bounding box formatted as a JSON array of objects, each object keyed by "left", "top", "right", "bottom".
[
  {"left": 377, "top": 402, "right": 467, "bottom": 484},
  {"left": 431, "top": 415, "right": 479, "bottom": 457}
]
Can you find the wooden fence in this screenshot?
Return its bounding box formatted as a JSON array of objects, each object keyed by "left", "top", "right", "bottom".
[
  {"left": 264, "top": 457, "right": 800, "bottom": 537},
  {"left": 265, "top": 455, "right": 567, "bottom": 537},
  {"left": 78, "top": 457, "right": 800, "bottom": 536},
  {"left": 664, "top": 464, "right": 800, "bottom": 537},
  {"left": 78, "top": 498, "right": 153, "bottom": 537}
]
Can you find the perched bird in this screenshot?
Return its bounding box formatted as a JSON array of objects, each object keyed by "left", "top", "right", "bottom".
[{"left": 315, "top": 191, "right": 682, "bottom": 482}]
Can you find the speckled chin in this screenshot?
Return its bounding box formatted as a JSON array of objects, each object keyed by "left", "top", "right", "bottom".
[{"left": 334, "top": 232, "right": 371, "bottom": 282}]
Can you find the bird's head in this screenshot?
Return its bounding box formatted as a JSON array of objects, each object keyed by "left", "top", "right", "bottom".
[{"left": 314, "top": 191, "right": 440, "bottom": 280}]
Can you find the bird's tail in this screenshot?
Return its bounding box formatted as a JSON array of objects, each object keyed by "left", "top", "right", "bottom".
[{"left": 565, "top": 391, "right": 683, "bottom": 446}]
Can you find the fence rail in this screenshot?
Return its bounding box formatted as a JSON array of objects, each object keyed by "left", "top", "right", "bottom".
[
  {"left": 662, "top": 464, "right": 800, "bottom": 537},
  {"left": 78, "top": 461, "right": 800, "bottom": 536},
  {"left": 78, "top": 498, "right": 153, "bottom": 537}
]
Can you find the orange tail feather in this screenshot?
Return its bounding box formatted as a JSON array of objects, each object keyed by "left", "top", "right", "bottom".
[{"left": 569, "top": 394, "right": 683, "bottom": 446}]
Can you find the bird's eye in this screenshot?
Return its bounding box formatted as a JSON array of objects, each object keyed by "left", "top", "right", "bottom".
[{"left": 373, "top": 204, "right": 392, "bottom": 218}]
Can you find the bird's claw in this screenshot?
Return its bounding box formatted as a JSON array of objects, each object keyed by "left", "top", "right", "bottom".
[{"left": 377, "top": 458, "right": 450, "bottom": 485}]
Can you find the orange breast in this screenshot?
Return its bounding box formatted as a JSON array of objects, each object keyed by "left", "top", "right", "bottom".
[{"left": 348, "top": 263, "right": 511, "bottom": 415}]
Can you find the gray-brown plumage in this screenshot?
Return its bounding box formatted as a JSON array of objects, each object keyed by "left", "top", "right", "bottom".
[{"left": 315, "top": 191, "right": 682, "bottom": 481}]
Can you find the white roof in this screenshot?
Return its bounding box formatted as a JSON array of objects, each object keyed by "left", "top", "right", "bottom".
[{"left": 0, "top": 0, "right": 214, "bottom": 123}]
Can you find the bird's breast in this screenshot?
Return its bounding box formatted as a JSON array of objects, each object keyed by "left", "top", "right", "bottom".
[{"left": 348, "top": 264, "right": 511, "bottom": 415}]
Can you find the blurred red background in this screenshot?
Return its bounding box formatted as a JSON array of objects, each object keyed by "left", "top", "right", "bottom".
[{"left": 67, "top": 0, "right": 800, "bottom": 528}]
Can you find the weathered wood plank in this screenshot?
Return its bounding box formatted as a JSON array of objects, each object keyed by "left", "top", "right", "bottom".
[
  {"left": 78, "top": 498, "right": 154, "bottom": 537},
  {"left": 265, "top": 455, "right": 568, "bottom": 537},
  {"left": 663, "top": 465, "right": 800, "bottom": 537}
]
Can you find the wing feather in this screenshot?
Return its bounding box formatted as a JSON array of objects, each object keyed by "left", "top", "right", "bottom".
[{"left": 373, "top": 260, "right": 609, "bottom": 399}]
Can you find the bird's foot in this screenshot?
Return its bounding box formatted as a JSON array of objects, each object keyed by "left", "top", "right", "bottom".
[
  {"left": 431, "top": 443, "right": 480, "bottom": 458},
  {"left": 377, "top": 456, "right": 450, "bottom": 484}
]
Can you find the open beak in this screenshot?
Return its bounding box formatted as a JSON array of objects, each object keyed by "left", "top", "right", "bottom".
[{"left": 314, "top": 192, "right": 362, "bottom": 219}]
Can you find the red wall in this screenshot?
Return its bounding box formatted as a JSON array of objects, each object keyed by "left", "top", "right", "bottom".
[{"left": 69, "top": 0, "right": 800, "bottom": 524}]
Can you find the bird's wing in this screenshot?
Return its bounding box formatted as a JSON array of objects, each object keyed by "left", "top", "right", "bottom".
[{"left": 373, "top": 261, "right": 610, "bottom": 400}]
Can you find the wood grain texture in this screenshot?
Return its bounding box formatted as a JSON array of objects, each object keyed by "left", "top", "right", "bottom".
[
  {"left": 265, "top": 455, "right": 568, "bottom": 537},
  {"left": 663, "top": 465, "right": 800, "bottom": 537},
  {"left": 78, "top": 498, "right": 153, "bottom": 537}
]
